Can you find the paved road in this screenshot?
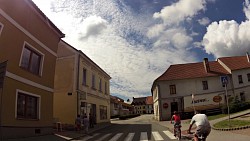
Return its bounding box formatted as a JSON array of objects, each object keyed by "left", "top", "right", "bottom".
[{"left": 73, "top": 115, "right": 179, "bottom": 141}]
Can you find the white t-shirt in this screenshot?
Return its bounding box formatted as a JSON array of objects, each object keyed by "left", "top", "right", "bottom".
[{"left": 190, "top": 114, "right": 210, "bottom": 127}]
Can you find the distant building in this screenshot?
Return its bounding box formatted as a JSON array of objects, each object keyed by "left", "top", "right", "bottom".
[
  {"left": 131, "top": 96, "right": 154, "bottom": 114},
  {"left": 152, "top": 55, "right": 250, "bottom": 121},
  {"left": 53, "top": 40, "right": 111, "bottom": 126},
  {"left": 110, "top": 96, "right": 133, "bottom": 117},
  {"left": 0, "top": 0, "right": 64, "bottom": 138}
]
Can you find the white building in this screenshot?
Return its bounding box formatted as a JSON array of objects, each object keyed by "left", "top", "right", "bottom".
[{"left": 152, "top": 55, "right": 250, "bottom": 121}]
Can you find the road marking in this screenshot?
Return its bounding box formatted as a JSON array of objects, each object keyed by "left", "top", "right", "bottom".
[
  {"left": 109, "top": 133, "right": 123, "bottom": 141},
  {"left": 54, "top": 134, "right": 72, "bottom": 140},
  {"left": 152, "top": 131, "right": 164, "bottom": 140},
  {"left": 96, "top": 133, "right": 111, "bottom": 141},
  {"left": 163, "top": 131, "right": 177, "bottom": 139},
  {"left": 140, "top": 132, "right": 148, "bottom": 141},
  {"left": 80, "top": 133, "right": 100, "bottom": 141},
  {"left": 124, "top": 133, "right": 135, "bottom": 141}
]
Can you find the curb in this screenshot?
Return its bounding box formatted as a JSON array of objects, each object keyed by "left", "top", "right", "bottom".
[{"left": 212, "top": 125, "right": 250, "bottom": 131}]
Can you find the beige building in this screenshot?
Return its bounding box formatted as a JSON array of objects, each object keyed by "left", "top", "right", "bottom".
[
  {"left": 110, "top": 96, "right": 133, "bottom": 117},
  {"left": 152, "top": 55, "right": 250, "bottom": 121},
  {"left": 54, "top": 40, "right": 111, "bottom": 126},
  {"left": 131, "top": 96, "right": 154, "bottom": 114},
  {"left": 0, "top": 0, "right": 64, "bottom": 139}
]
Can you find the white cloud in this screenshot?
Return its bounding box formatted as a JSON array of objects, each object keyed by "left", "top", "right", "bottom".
[
  {"left": 198, "top": 17, "right": 210, "bottom": 25},
  {"left": 202, "top": 20, "right": 250, "bottom": 58},
  {"left": 153, "top": 0, "right": 206, "bottom": 26},
  {"left": 79, "top": 15, "right": 107, "bottom": 39},
  {"left": 202, "top": 0, "right": 250, "bottom": 58}
]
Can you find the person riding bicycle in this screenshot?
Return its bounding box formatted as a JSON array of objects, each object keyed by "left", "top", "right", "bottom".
[
  {"left": 170, "top": 111, "right": 181, "bottom": 137},
  {"left": 187, "top": 111, "right": 211, "bottom": 141}
]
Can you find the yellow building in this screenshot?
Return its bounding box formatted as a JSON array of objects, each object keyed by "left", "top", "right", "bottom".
[
  {"left": 54, "top": 40, "right": 111, "bottom": 126},
  {"left": 0, "top": 0, "right": 64, "bottom": 139}
]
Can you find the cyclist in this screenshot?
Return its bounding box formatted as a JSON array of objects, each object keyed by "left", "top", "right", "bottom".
[
  {"left": 187, "top": 111, "right": 211, "bottom": 141},
  {"left": 170, "top": 111, "right": 181, "bottom": 137}
]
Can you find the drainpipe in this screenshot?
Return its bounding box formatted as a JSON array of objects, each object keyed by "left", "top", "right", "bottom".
[
  {"left": 158, "top": 84, "right": 163, "bottom": 121},
  {"left": 76, "top": 53, "right": 80, "bottom": 115}
]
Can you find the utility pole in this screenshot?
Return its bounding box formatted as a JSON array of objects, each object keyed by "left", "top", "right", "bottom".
[{"left": 222, "top": 76, "right": 230, "bottom": 128}]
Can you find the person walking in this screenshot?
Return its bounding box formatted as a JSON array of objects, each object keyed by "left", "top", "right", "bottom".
[
  {"left": 89, "top": 113, "right": 94, "bottom": 128},
  {"left": 83, "top": 114, "right": 89, "bottom": 134},
  {"left": 75, "top": 114, "right": 81, "bottom": 131}
]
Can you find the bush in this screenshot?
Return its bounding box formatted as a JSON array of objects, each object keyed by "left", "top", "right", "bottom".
[{"left": 221, "top": 98, "right": 250, "bottom": 114}]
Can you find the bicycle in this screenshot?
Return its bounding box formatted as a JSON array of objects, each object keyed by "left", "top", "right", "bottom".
[
  {"left": 187, "top": 131, "right": 207, "bottom": 141},
  {"left": 174, "top": 124, "right": 182, "bottom": 140}
]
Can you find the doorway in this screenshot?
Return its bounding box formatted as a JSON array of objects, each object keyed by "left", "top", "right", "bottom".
[{"left": 171, "top": 102, "right": 178, "bottom": 116}]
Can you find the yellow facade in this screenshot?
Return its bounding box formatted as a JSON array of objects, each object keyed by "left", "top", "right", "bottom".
[
  {"left": 54, "top": 41, "right": 111, "bottom": 125},
  {"left": 0, "top": 0, "right": 63, "bottom": 139}
]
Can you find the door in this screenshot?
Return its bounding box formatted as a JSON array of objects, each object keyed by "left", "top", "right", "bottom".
[{"left": 171, "top": 102, "right": 178, "bottom": 115}]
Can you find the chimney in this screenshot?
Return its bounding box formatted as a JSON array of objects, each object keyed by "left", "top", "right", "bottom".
[
  {"left": 247, "top": 52, "right": 250, "bottom": 62},
  {"left": 203, "top": 58, "right": 210, "bottom": 73}
]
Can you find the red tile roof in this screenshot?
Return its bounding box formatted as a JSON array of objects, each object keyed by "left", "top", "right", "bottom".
[
  {"left": 218, "top": 56, "right": 250, "bottom": 70},
  {"left": 156, "top": 61, "right": 229, "bottom": 81},
  {"left": 146, "top": 96, "right": 153, "bottom": 105}
]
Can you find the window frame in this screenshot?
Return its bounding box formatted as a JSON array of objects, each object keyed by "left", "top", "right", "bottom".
[
  {"left": 15, "top": 89, "right": 40, "bottom": 120},
  {"left": 202, "top": 81, "right": 208, "bottom": 90},
  {"left": 247, "top": 73, "right": 250, "bottom": 82},
  {"left": 169, "top": 85, "right": 176, "bottom": 94},
  {"left": 82, "top": 68, "right": 87, "bottom": 86},
  {"left": 0, "top": 22, "right": 4, "bottom": 36},
  {"left": 19, "top": 42, "right": 44, "bottom": 76},
  {"left": 238, "top": 75, "right": 243, "bottom": 84},
  {"left": 99, "top": 78, "right": 102, "bottom": 92},
  {"left": 92, "top": 73, "right": 96, "bottom": 89}
]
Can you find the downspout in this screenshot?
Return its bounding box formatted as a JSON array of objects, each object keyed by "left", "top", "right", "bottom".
[
  {"left": 158, "top": 84, "right": 163, "bottom": 121},
  {"left": 76, "top": 53, "right": 80, "bottom": 115}
]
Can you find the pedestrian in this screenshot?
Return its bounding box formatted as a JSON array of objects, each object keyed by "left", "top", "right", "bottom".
[
  {"left": 89, "top": 113, "right": 94, "bottom": 128},
  {"left": 75, "top": 114, "right": 81, "bottom": 131},
  {"left": 83, "top": 114, "right": 89, "bottom": 134}
]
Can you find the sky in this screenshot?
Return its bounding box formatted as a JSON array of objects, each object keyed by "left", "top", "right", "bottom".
[{"left": 32, "top": 0, "right": 250, "bottom": 102}]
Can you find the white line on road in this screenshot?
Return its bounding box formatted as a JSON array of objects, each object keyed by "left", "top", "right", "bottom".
[
  {"left": 140, "top": 132, "right": 148, "bottom": 141},
  {"left": 124, "top": 133, "right": 135, "bottom": 141},
  {"left": 80, "top": 133, "right": 100, "bottom": 141},
  {"left": 54, "top": 134, "right": 72, "bottom": 140},
  {"left": 96, "top": 133, "right": 111, "bottom": 141},
  {"left": 152, "top": 131, "right": 164, "bottom": 140},
  {"left": 109, "top": 133, "right": 123, "bottom": 141},
  {"left": 163, "top": 131, "right": 177, "bottom": 139}
]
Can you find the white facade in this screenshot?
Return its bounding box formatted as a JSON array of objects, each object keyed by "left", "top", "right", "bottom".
[{"left": 152, "top": 56, "right": 250, "bottom": 121}]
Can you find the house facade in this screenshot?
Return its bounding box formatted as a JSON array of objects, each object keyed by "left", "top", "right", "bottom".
[
  {"left": 0, "top": 0, "right": 64, "bottom": 138},
  {"left": 152, "top": 55, "right": 250, "bottom": 121},
  {"left": 110, "top": 95, "right": 133, "bottom": 117},
  {"left": 53, "top": 40, "right": 111, "bottom": 126},
  {"left": 131, "top": 96, "right": 154, "bottom": 114}
]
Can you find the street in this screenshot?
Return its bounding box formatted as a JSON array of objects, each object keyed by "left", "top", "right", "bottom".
[{"left": 73, "top": 114, "right": 178, "bottom": 141}]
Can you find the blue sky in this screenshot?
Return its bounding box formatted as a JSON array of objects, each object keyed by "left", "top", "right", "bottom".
[{"left": 32, "top": 0, "right": 250, "bottom": 102}]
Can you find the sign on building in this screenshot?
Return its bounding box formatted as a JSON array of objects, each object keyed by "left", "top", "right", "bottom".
[
  {"left": 0, "top": 61, "right": 7, "bottom": 88},
  {"left": 184, "top": 93, "right": 223, "bottom": 112}
]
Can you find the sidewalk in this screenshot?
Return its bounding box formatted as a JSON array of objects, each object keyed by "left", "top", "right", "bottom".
[
  {"left": 159, "top": 109, "right": 250, "bottom": 135},
  {"left": 3, "top": 122, "right": 112, "bottom": 141}
]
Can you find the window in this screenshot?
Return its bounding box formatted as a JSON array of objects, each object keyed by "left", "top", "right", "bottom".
[
  {"left": 169, "top": 85, "right": 176, "bottom": 94},
  {"left": 105, "top": 82, "right": 107, "bottom": 94},
  {"left": 202, "top": 81, "right": 208, "bottom": 90},
  {"left": 82, "top": 68, "right": 87, "bottom": 85},
  {"left": 0, "top": 22, "right": 3, "bottom": 36},
  {"left": 100, "top": 105, "right": 107, "bottom": 120},
  {"left": 247, "top": 73, "right": 250, "bottom": 82},
  {"left": 92, "top": 74, "right": 95, "bottom": 89},
  {"left": 240, "top": 92, "right": 245, "bottom": 101},
  {"left": 17, "top": 92, "right": 39, "bottom": 119},
  {"left": 238, "top": 75, "right": 243, "bottom": 84},
  {"left": 20, "top": 44, "right": 42, "bottom": 75},
  {"left": 99, "top": 78, "right": 102, "bottom": 92}
]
